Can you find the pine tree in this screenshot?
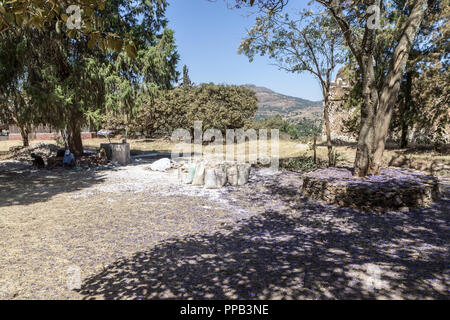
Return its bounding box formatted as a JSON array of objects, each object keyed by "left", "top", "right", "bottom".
[{"left": 182, "top": 65, "right": 193, "bottom": 89}]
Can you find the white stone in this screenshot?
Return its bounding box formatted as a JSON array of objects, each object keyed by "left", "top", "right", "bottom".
[
  {"left": 149, "top": 158, "right": 172, "bottom": 172},
  {"left": 205, "top": 168, "right": 218, "bottom": 189},
  {"left": 227, "top": 165, "right": 239, "bottom": 186},
  {"left": 238, "top": 164, "right": 251, "bottom": 185},
  {"left": 192, "top": 162, "right": 206, "bottom": 186}
]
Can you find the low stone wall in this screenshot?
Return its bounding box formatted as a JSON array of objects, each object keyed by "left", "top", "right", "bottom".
[
  {"left": 301, "top": 167, "right": 440, "bottom": 211},
  {"left": 6, "top": 132, "right": 97, "bottom": 141}
]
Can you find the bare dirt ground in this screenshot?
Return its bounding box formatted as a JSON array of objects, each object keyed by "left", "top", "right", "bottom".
[{"left": 0, "top": 156, "right": 449, "bottom": 300}]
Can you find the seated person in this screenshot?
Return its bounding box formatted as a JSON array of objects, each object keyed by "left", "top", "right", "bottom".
[
  {"left": 31, "top": 153, "right": 45, "bottom": 169},
  {"left": 63, "top": 150, "right": 76, "bottom": 168}
]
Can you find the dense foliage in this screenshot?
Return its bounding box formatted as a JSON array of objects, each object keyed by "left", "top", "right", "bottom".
[
  {"left": 0, "top": 0, "right": 178, "bottom": 154},
  {"left": 0, "top": 0, "right": 168, "bottom": 58},
  {"left": 246, "top": 115, "right": 322, "bottom": 140},
  {"left": 335, "top": 1, "right": 449, "bottom": 147},
  {"left": 134, "top": 84, "right": 258, "bottom": 136}
]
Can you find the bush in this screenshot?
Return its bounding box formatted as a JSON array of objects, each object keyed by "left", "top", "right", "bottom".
[
  {"left": 280, "top": 155, "right": 327, "bottom": 172},
  {"left": 245, "top": 116, "right": 322, "bottom": 141}
]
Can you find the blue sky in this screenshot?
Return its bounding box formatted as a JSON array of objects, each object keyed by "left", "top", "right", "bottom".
[{"left": 165, "top": 0, "right": 323, "bottom": 101}]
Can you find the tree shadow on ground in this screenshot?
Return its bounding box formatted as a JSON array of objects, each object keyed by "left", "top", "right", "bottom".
[
  {"left": 0, "top": 164, "right": 106, "bottom": 208},
  {"left": 78, "top": 188, "right": 449, "bottom": 299}
]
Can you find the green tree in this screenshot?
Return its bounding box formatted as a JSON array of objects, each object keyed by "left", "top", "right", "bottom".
[
  {"left": 102, "top": 27, "right": 179, "bottom": 139},
  {"left": 181, "top": 65, "right": 193, "bottom": 89},
  {"left": 134, "top": 84, "right": 258, "bottom": 136},
  {"left": 0, "top": 29, "right": 38, "bottom": 146},
  {"left": 314, "top": 0, "right": 429, "bottom": 176},
  {"left": 0, "top": 0, "right": 158, "bottom": 58},
  {"left": 186, "top": 84, "right": 258, "bottom": 131},
  {"left": 0, "top": 1, "right": 176, "bottom": 155},
  {"left": 238, "top": 0, "right": 432, "bottom": 176},
  {"left": 393, "top": 0, "right": 449, "bottom": 147},
  {"left": 332, "top": 1, "right": 448, "bottom": 149}
]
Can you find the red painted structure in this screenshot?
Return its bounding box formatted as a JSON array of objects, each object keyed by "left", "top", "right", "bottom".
[{"left": 2, "top": 125, "right": 97, "bottom": 141}]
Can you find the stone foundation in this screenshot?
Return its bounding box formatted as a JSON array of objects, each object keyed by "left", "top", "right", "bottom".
[{"left": 302, "top": 167, "right": 440, "bottom": 211}]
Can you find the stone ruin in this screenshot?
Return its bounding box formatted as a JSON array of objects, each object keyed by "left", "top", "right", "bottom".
[
  {"left": 321, "top": 70, "right": 358, "bottom": 144},
  {"left": 302, "top": 167, "right": 441, "bottom": 212},
  {"left": 178, "top": 160, "right": 251, "bottom": 189}
]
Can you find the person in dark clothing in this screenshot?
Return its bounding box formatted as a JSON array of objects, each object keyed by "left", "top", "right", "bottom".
[{"left": 31, "top": 153, "right": 45, "bottom": 169}]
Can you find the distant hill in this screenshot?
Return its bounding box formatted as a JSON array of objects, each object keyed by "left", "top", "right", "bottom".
[{"left": 243, "top": 84, "right": 323, "bottom": 121}]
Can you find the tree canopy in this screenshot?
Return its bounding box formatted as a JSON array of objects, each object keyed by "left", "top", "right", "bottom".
[
  {"left": 0, "top": 0, "right": 179, "bottom": 154},
  {"left": 0, "top": 0, "right": 169, "bottom": 58},
  {"left": 239, "top": 7, "right": 345, "bottom": 165},
  {"left": 134, "top": 83, "right": 259, "bottom": 136}
]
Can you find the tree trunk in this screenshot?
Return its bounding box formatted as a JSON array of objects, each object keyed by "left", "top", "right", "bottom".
[
  {"left": 400, "top": 124, "right": 408, "bottom": 149},
  {"left": 354, "top": 55, "right": 378, "bottom": 177},
  {"left": 313, "top": 132, "right": 317, "bottom": 164},
  {"left": 400, "top": 70, "right": 413, "bottom": 148},
  {"left": 13, "top": 119, "right": 31, "bottom": 147},
  {"left": 67, "top": 116, "right": 83, "bottom": 157},
  {"left": 353, "top": 0, "right": 428, "bottom": 176},
  {"left": 19, "top": 125, "right": 30, "bottom": 147},
  {"left": 323, "top": 88, "right": 334, "bottom": 167}
]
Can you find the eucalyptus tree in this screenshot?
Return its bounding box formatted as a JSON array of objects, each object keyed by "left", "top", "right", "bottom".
[
  {"left": 312, "top": 0, "right": 429, "bottom": 176},
  {"left": 0, "top": 29, "right": 36, "bottom": 146},
  {"left": 239, "top": 8, "right": 345, "bottom": 166},
  {"left": 394, "top": 0, "right": 449, "bottom": 147},
  {"left": 237, "top": 0, "right": 432, "bottom": 176}
]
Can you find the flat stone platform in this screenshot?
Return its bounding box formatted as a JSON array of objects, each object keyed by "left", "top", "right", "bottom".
[{"left": 302, "top": 167, "right": 441, "bottom": 211}]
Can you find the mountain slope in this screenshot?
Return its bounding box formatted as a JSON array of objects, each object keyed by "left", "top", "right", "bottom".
[{"left": 243, "top": 84, "right": 323, "bottom": 121}]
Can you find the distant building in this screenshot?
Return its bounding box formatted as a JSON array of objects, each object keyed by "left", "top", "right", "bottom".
[{"left": 2, "top": 124, "right": 96, "bottom": 141}]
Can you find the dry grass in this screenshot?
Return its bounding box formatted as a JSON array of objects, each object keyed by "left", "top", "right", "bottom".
[
  {"left": 1, "top": 138, "right": 448, "bottom": 175},
  {"left": 1, "top": 164, "right": 447, "bottom": 299},
  {"left": 0, "top": 140, "right": 55, "bottom": 152},
  {"left": 0, "top": 138, "right": 448, "bottom": 299}
]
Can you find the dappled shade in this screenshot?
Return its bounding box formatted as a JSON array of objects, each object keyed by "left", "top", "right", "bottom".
[
  {"left": 0, "top": 164, "right": 106, "bottom": 208},
  {"left": 79, "top": 190, "right": 449, "bottom": 299}
]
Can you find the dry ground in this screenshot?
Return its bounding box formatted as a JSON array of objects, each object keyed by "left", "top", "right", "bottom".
[{"left": 0, "top": 138, "right": 449, "bottom": 299}]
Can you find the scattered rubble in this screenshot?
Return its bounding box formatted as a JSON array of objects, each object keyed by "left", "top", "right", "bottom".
[
  {"left": 7, "top": 142, "right": 114, "bottom": 170},
  {"left": 76, "top": 152, "right": 109, "bottom": 169},
  {"left": 9, "top": 143, "right": 59, "bottom": 162}
]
